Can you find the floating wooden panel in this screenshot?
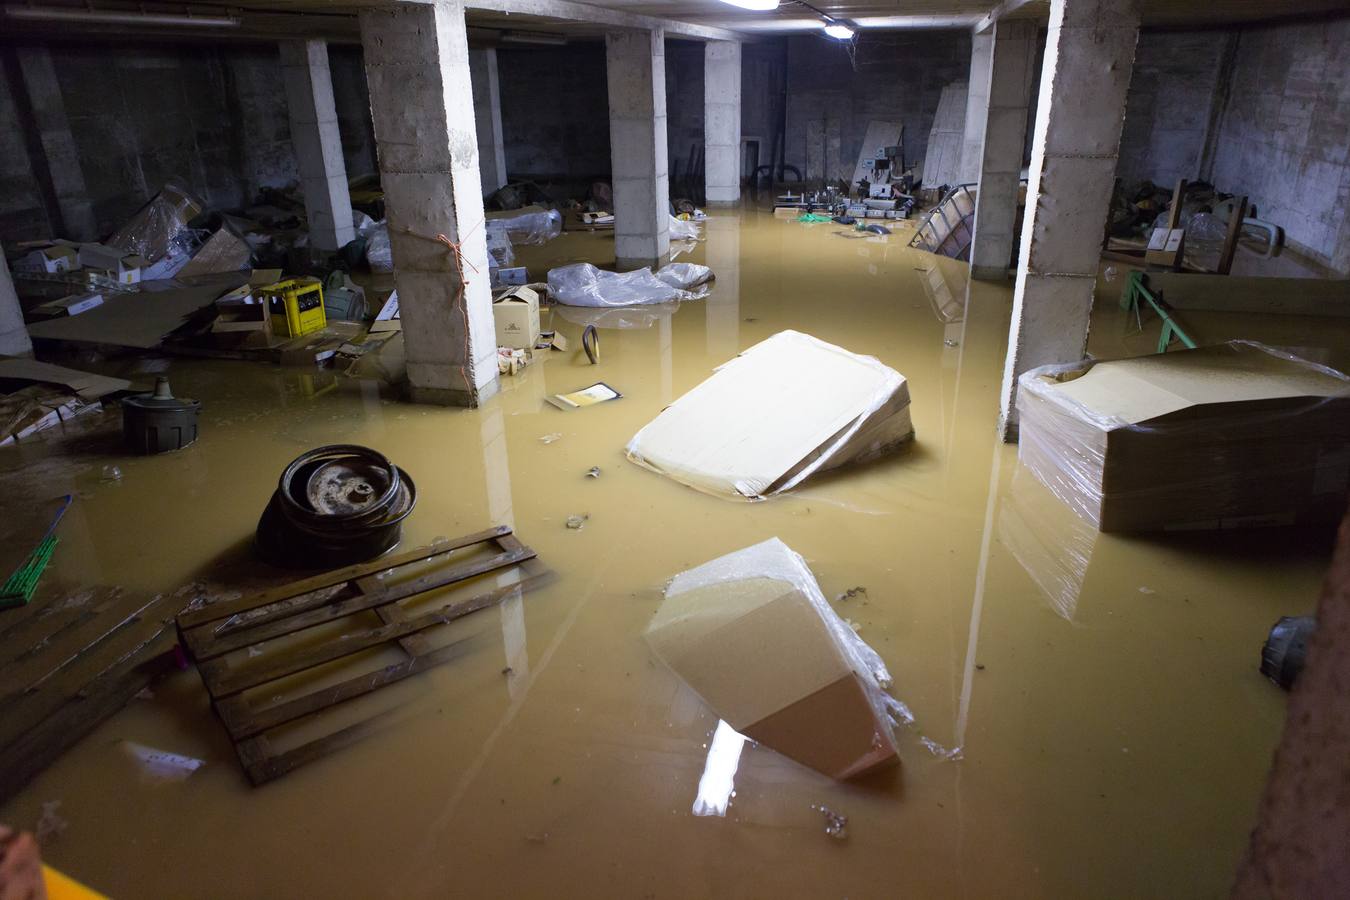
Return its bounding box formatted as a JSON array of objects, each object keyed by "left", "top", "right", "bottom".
[
  {"left": 176, "top": 526, "right": 548, "bottom": 786},
  {"left": 0, "top": 585, "right": 180, "bottom": 803}
]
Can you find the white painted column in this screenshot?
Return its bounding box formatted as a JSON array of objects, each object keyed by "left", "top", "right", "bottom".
[
  {"left": 469, "top": 48, "right": 508, "bottom": 196},
  {"left": 969, "top": 21, "right": 1038, "bottom": 280},
  {"left": 958, "top": 31, "right": 993, "bottom": 185},
  {"left": 606, "top": 29, "right": 670, "bottom": 270},
  {"left": 0, "top": 254, "right": 33, "bottom": 357},
  {"left": 360, "top": 1, "right": 498, "bottom": 406},
  {"left": 281, "top": 40, "right": 355, "bottom": 252},
  {"left": 15, "top": 48, "right": 97, "bottom": 241},
  {"left": 998, "top": 0, "right": 1139, "bottom": 439},
  {"left": 704, "top": 41, "right": 741, "bottom": 206}
]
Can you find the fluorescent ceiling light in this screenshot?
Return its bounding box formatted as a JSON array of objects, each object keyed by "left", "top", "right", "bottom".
[
  {"left": 823, "top": 23, "right": 854, "bottom": 39},
  {"left": 715, "top": 0, "right": 781, "bottom": 11},
  {"left": 3, "top": 5, "right": 240, "bottom": 27}
]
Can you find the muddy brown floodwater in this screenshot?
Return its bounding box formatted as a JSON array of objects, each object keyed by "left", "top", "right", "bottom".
[{"left": 2, "top": 208, "right": 1347, "bottom": 898}]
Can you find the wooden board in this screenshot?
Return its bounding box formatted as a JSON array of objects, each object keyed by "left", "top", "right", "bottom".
[
  {"left": 0, "top": 585, "right": 182, "bottom": 803},
  {"left": 177, "top": 527, "right": 549, "bottom": 785},
  {"left": 1149, "top": 272, "right": 1350, "bottom": 318}
]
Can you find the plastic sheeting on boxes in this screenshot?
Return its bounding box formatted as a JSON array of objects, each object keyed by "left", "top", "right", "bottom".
[
  {"left": 626, "top": 330, "right": 914, "bottom": 500},
  {"left": 547, "top": 262, "right": 713, "bottom": 308},
  {"left": 366, "top": 221, "right": 393, "bottom": 273},
  {"left": 646, "top": 538, "right": 905, "bottom": 780},
  {"left": 1016, "top": 341, "right": 1350, "bottom": 533},
  {"left": 485, "top": 206, "right": 562, "bottom": 246},
  {"left": 106, "top": 181, "right": 202, "bottom": 263}
]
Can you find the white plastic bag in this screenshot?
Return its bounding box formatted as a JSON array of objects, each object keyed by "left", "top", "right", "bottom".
[
  {"left": 487, "top": 207, "right": 562, "bottom": 246},
  {"left": 547, "top": 262, "right": 713, "bottom": 307},
  {"left": 670, "top": 214, "right": 703, "bottom": 242},
  {"left": 366, "top": 221, "right": 393, "bottom": 272}
]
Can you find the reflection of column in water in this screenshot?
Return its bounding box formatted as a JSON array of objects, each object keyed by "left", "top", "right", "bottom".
[
  {"left": 660, "top": 312, "right": 673, "bottom": 404},
  {"left": 358, "top": 378, "right": 385, "bottom": 436},
  {"left": 477, "top": 405, "right": 530, "bottom": 692},
  {"left": 703, "top": 213, "right": 741, "bottom": 360}
]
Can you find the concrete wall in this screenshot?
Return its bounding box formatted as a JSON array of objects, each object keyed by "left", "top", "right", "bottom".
[
  {"left": 1210, "top": 15, "right": 1350, "bottom": 273},
  {"left": 496, "top": 42, "right": 612, "bottom": 182},
  {"left": 1117, "top": 30, "right": 1230, "bottom": 189},
  {"left": 0, "top": 40, "right": 376, "bottom": 246},
  {"left": 666, "top": 40, "right": 704, "bottom": 194},
  {"left": 784, "top": 31, "right": 972, "bottom": 182},
  {"left": 0, "top": 59, "right": 51, "bottom": 240}
]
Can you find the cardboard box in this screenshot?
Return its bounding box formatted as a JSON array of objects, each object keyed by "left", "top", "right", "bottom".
[
  {"left": 16, "top": 243, "right": 79, "bottom": 274},
  {"left": 35, "top": 292, "right": 104, "bottom": 317},
  {"left": 1017, "top": 341, "right": 1350, "bottom": 532},
  {"left": 369, "top": 291, "right": 401, "bottom": 334},
  {"left": 647, "top": 539, "right": 899, "bottom": 780},
  {"left": 493, "top": 286, "right": 540, "bottom": 350},
  {"left": 78, "top": 243, "right": 142, "bottom": 284},
  {"left": 1145, "top": 227, "right": 1185, "bottom": 268},
  {"left": 626, "top": 330, "right": 914, "bottom": 499}
]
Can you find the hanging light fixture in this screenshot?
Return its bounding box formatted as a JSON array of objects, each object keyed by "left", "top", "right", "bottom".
[{"left": 822, "top": 22, "right": 854, "bottom": 39}]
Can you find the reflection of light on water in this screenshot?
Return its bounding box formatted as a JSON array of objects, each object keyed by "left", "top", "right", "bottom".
[{"left": 692, "top": 720, "right": 748, "bottom": 817}]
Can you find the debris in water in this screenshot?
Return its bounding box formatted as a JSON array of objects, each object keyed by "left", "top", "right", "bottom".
[
  {"left": 502, "top": 666, "right": 514, "bottom": 676},
  {"left": 565, "top": 514, "right": 589, "bottom": 530},
  {"left": 100, "top": 465, "right": 122, "bottom": 482},
  {"left": 835, "top": 586, "right": 867, "bottom": 602},
  {"left": 920, "top": 736, "right": 964, "bottom": 761},
  {"left": 844, "top": 618, "right": 861, "bottom": 633},
  {"left": 585, "top": 466, "right": 601, "bottom": 479},
  {"left": 1138, "top": 586, "right": 1156, "bottom": 595},
  {"left": 944, "top": 339, "right": 960, "bottom": 348},
  {"left": 526, "top": 832, "right": 549, "bottom": 844},
  {"left": 122, "top": 741, "right": 205, "bottom": 783},
  {"left": 36, "top": 800, "right": 67, "bottom": 842},
  {"left": 975, "top": 663, "right": 986, "bottom": 671},
  {"left": 812, "top": 804, "right": 848, "bottom": 840},
  {"left": 539, "top": 433, "right": 562, "bottom": 444},
  {"left": 552, "top": 776, "right": 562, "bottom": 785}
]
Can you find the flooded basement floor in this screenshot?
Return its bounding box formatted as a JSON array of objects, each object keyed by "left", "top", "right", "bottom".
[{"left": 2, "top": 209, "right": 1348, "bottom": 898}]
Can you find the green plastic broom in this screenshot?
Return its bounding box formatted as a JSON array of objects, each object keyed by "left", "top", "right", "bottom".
[{"left": 1, "top": 494, "right": 73, "bottom": 610}]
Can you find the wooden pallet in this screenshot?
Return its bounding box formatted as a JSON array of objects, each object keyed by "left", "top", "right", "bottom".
[
  {"left": 176, "top": 525, "right": 547, "bottom": 785},
  {"left": 0, "top": 585, "right": 180, "bottom": 803}
]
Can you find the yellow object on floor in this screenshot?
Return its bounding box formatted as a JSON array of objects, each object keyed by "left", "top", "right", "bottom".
[
  {"left": 259, "top": 278, "right": 326, "bottom": 338},
  {"left": 44, "top": 864, "right": 108, "bottom": 899}
]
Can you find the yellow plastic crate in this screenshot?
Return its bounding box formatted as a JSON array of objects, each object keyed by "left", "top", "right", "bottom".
[{"left": 260, "top": 278, "right": 326, "bottom": 338}]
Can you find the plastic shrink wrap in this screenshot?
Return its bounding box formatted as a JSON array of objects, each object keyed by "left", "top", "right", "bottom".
[
  {"left": 485, "top": 206, "right": 562, "bottom": 246},
  {"left": 106, "top": 181, "right": 202, "bottom": 263},
  {"left": 1016, "top": 340, "right": 1350, "bottom": 533},
  {"left": 646, "top": 538, "right": 907, "bottom": 779},
  {"left": 547, "top": 262, "right": 713, "bottom": 307}
]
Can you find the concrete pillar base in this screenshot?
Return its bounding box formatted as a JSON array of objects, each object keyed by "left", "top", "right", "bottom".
[
  {"left": 408, "top": 379, "right": 499, "bottom": 408},
  {"left": 971, "top": 264, "right": 1011, "bottom": 281},
  {"left": 616, "top": 256, "right": 664, "bottom": 271}
]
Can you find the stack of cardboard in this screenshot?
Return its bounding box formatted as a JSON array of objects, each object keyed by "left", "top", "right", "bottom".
[{"left": 1017, "top": 341, "right": 1350, "bottom": 532}]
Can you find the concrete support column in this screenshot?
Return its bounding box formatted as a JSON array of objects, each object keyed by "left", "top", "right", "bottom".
[
  {"left": 469, "top": 49, "right": 508, "bottom": 196},
  {"left": 606, "top": 29, "right": 670, "bottom": 270},
  {"left": 998, "top": 0, "right": 1139, "bottom": 440},
  {"left": 704, "top": 41, "right": 741, "bottom": 206},
  {"left": 0, "top": 254, "right": 33, "bottom": 357},
  {"left": 969, "top": 21, "right": 1038, "bottom": 280},
  {"left": 15, "top": 47, "right": 97, "bottom": 241},
  {"left": 280, "top": 40, "right": 355, "bottom": 252},
  {"left": 958, "top": 31, "right": 994, "bottom": 185},
  {"left": 360, "top": 1, "right": 497, "bottom": 406}
]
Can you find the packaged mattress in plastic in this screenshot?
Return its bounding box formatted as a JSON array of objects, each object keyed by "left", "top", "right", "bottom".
[
  {"left": 1016, "top": 340, "right": 1350, "bottom": 533},
  {"left": 626, "top": 330, "right": 914, "bottom": 500}
]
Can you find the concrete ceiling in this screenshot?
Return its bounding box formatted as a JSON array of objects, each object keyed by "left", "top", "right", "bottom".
[{"left": 0, "top": 0, "right": 1346, "bottom": 44}]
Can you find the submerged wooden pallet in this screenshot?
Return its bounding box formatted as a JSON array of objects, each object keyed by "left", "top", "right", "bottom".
[
  {"left": 176, "top": 525, "right": 546, "bottom": 785},
  {"left": 0, "top": 585, "right": 180, "bottom": 803}
]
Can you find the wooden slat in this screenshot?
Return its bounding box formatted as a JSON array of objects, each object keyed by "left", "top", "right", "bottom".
[
  {"left": 219, "top": 636, "right": 474, "bottom": 741},
  {"left": 176, "top": 524, "right": 513, "bottom": 629},
  {"left": 1218, "top": 195, "right": 1248, "bottom": 275},
  {"left": 239, "top": 704, "right": 406, "bottom": 786},
  {"left": 185, "top": 545, "right": 534, "bottom": 660},
  {"left": 0, "top": 590, "right": 161, "bottom": 701}
]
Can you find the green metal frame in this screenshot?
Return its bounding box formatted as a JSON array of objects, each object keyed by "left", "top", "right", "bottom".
[{"left": 1120, "top": 270, "right": 1197, "bottom": 353}]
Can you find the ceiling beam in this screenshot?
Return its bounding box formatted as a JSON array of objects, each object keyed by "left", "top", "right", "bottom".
[
  {"left": 463, "top": 0, "right": 744, "bottom": 42},
  {"left": 974, "top": 0, "right": 1041, "bottom": 34}
]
